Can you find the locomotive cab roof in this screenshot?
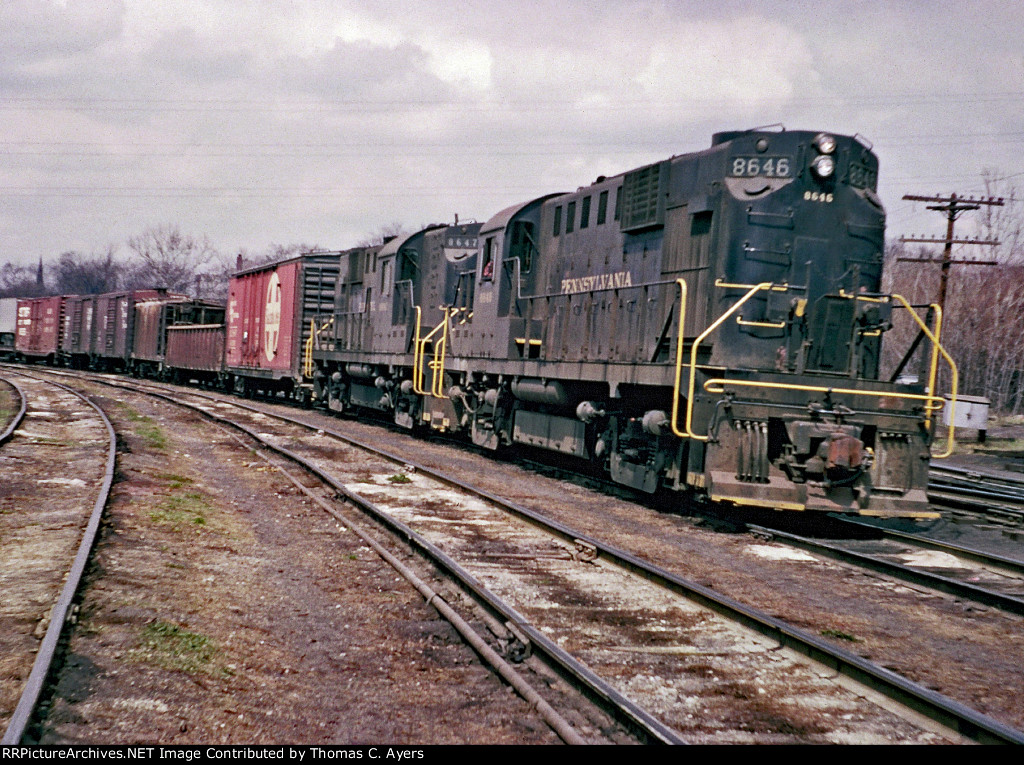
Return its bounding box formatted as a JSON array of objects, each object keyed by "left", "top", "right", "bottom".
[{"left": 481, "top": 193, "right": 566, "bottom": 235}]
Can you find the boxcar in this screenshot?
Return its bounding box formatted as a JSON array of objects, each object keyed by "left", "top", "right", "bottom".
[
  {"left": 15, "top": 296, "right": 66, "bottom": 362},
  {"left": 225, "top": 252, "right": 339, "bottom": 399},
  {"left": 60, "top": 295, "right": 94, "bottom": 368}
]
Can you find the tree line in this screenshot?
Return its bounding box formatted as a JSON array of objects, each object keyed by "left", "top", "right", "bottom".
[{"left": 0, "top": 225, "right": 318, "bottom": 302}]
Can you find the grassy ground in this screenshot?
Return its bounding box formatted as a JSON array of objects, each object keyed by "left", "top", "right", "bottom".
[{"left": 0, "top": 382, "right": 14, "bottom": 431}]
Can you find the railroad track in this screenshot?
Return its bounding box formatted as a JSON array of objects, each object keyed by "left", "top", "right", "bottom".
[
  {"left": 0, "top": 371, "right": 116, "bottom": 744},
  {"left": 747, "top": 521, "right": 1024, "bottom": 619},
  {"left": 0, "top": 377, "right": 27, "bottom": 446},
  {"left": 931, "top": 464, "right": 1024, "bottom": 499},
  {"left": 928, "top": 465, "right": 1024, "bottom": 525},
  {"left": 30, "top": 369, "right": 1024, "bottom": 744}
]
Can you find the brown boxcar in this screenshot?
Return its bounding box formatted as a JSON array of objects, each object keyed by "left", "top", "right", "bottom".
[
  {"left": 15, "top": 296, "right": 66, "bottom": 361},
  {"left": 225, "top": 252, "right": 338, "bottom": 398},
  {"left": 60, "top": 295, "right": 95, "bottom": 367},
  {"left": 94, "top": 290, "right": 147, "bottom": 369}
]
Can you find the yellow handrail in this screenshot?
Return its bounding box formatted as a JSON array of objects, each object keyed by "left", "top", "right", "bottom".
[
  {"left": 303, "top": 317, "right": 333, "bottom": 379},
  {"left": 669, "top": 279, "right": 688, "bottom": 438},
  {"left": 716, "top": 279, "right": 791, "bottom": 292},
  {"left": 411, "top": 306, "right": 423, "bottom": 393},
  {"left": 891, "top": 294, "right": 958, "bottom": 458},
  {"left": 702, "top": 378, "right": 946, "bottom": 409},
  {"left": 429, "top": 307, "right": 451, "bottom": 398},
  {"left": 736, "top": 315, "right": 786, "bottom": 329},
  {"left": 413, "top": 308, "right": 450, "bottom": 398},
  {"left": 682, "top": 282, "right": 774, "bottom": 440},
  {"left": 926, "top": 303, "right": 943, "bottom": 429},
  {"left": 669, "top": 283, "right": 959, "bottom": 457}
]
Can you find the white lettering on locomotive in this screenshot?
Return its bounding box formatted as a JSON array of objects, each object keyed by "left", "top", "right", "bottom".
[{"left": 560, "top": 270, "right": 634, "bottom": 295}]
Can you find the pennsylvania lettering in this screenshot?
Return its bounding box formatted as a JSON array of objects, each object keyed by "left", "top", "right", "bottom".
[{"left": 560, "top": 270, "right": 633, "bottom": 294}]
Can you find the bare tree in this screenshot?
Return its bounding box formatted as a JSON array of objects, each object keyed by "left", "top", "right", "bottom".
[
  {"left": 50, "top": 248, "right": 121, "bottom": 295},
  {"left": 978, "top": 169, "right": 1023, "bottom": 265},
  {"left": 124, "top": 224, "right": 218, "bottom": 294},
  {"left": 0, "top": 261, "right": 47, "bottom": 297}
]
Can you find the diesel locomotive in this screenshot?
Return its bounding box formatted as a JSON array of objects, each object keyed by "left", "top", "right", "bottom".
[
  {"left": 14, "top": 127, "right": 958, "bottom": 518},
  {"left": 301, "top": 128, "right": 956, "bottom": 518}
]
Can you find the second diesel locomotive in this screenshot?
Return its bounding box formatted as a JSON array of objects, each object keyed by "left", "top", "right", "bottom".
[{"left": 300, "top": 128, "right": 956, "bottom": 518}]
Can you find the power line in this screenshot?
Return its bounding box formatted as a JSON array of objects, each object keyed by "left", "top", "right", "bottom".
[
  {"left": 899, "top": 193, "right": 1005, "bottom": 314},
  {"left": 0, "top": 90, "right": 1021, "bottom": 113}
]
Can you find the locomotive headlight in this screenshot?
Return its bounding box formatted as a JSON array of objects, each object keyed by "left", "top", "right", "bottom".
[
  {"left": 814, "top": 133, "right": 837, "bottom": 154},
  {"left": 811, "top": 154, "right": 835, "bottom": 178}
]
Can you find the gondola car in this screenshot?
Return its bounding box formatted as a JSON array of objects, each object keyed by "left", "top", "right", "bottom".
[
  {"left": 308, "top": 129, "right": 957, "bottom": 518},
  {"left": 132, "top": 297, "right": 225, "bottom": 378},
  {"left": 165, "top": 321, "right": 227, "bottom": 386}
]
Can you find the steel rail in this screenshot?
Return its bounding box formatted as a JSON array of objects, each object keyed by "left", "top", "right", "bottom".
[
  {"left": 103, "top": 380, "right": 685, "bottom": 745},
  {"left": 218, "top": 425, "right": 589, "bottom": 746},
  {"left": 929, "top": 479, "right": 1024, "bottom": 506},
  {"left": 67, "top": 373, "right": 1024, "bottom": 745},
  {"left": 836, "top": 517, "right": 1024, "bottom": 573},
  {"left": 15, "top": 369, "right": 1024, "bottom": 744},
  {"left": 1, "top": 373, "right": 117, "bottom": 745},
  {"left": 0, "top": 375, "right": 28, "bottom": 445},
  {"left": 747, "top": 523, "right": 1024, "bottom": 617},
  {"left": 931, "top": 464, "right": 1024, "bottom": 490},
  {"left": 927, "top": 490, "right": 1024, "bottom": 524}
]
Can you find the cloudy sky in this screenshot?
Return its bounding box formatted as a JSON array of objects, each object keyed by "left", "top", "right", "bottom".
[{"left": 1, "top": 0, "right": 1022, "bottom": 268}]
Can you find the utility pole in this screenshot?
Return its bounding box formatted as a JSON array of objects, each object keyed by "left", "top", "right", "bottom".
[{"left": 898, "top": 193, "right": 1004, "bottom": 314}]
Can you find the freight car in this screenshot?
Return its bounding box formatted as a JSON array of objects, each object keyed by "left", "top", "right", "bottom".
[
  {"left": 165, "top": 322, "right": 226, "bottom": 385},
  {"left": 131, "top": 297, "right": 224, "bottom": 378},
  {"left": 306, "top": 128, "right": 958, "bottom": 518},
  {"left": 225, "top": 252, "right": 338, "bottom": 400},
  {"left": 61, "top": 289, "right": 188, "bottom": 371},
  {"left": 15, "top": 295, "right": 67, "bottom": 363},
  {"left": 0, "top": 298, "right": 17, "bottom": 359}
]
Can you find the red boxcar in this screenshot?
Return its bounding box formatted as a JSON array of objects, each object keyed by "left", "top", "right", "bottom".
[
  {"left": 15, "top": 296, "right": 66, "bottom": 361},
  {"left": 225, "top": 253, "right": 338, "bottom": 398}
]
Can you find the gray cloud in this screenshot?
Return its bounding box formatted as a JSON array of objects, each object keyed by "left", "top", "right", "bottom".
[
  {"left": 0, "top": 0, "right": 124, "bottom": 64},
  {"left": 0, "top": 0, "right": 1021, "bottom": 267}
]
